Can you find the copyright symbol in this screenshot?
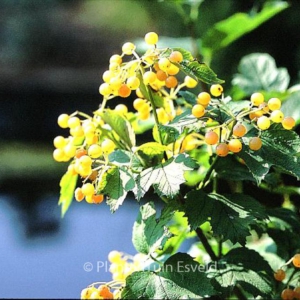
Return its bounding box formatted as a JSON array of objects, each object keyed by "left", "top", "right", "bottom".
[{"left": 83, "top": 262, "right": 93, "bottom": 272}]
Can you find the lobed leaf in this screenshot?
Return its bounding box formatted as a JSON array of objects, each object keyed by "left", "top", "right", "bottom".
[
  {"left": 132, "top": 202, "right": 174, "bottom": 255},
  {"left": 122, "top": 253, "right": 216, "bottom": 299},
  {"left": 134, "top": 153, "right": 197, "bottom": 200},
  {"left": 183, "top": 190, "right": 267, "bottom": 245},
  {"left": 232, "top": 53, "right": 290, "bottom": 94},
  {"left": 208, "top": 248, "right": 274, "bottom": 298}
]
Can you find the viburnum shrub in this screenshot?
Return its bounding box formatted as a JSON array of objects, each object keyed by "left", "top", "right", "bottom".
[{"left": 54, "top": 32, "right": 300, "bottom": 299}]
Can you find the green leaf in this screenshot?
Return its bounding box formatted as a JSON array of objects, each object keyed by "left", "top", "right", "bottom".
[
  {"left": 136, "top": 142, "right": 167, "bottom": 168},
  {"left": 239, "top": 126, "right": 300, "bottom": 183},
  {"left": 232, "top": 53, "right": 290, "bottom": 94},
  {"left": 208, "top": 248, "right": 274, "bottom": 298},
  {"left": 281, "top": 91, "right": 300, "bottom": 124},
  {"left": 98, "top": 166, "right": 135, "bottom": 212},
  {"left": 101, "top": 109, "right": 136, "bottom": 149},
  {"left": 180, "top": 60, "right": 224, "bottom": 85},
  {"left": 167, "top": 110, "right": 204, "bottom": 135},
  {"left": 58, "top": 172, "right": 78, "bottom": 217},
  {"left": 132, "top": 202, "right": 174, "bottom": 255},
  {"left": 134, "top": 154, "right": 197, "bottom": 200},
  {"left": 184, "top": 191, "right": 267, "bottom": 245},
  {"left": 158, "top": 124, "right": 180, "bottom": 145},
  {"left": 161, "top": 47, "right": 194, "bottom": 61},
  {"left": 214, "top": 155, "right": 256, "bottom": 182},
  {"left": 178, "top": 90, "right": 197, "bottom": 105},
  {"left": 122, "top": 253, "right": 216, "bottom": 299},
  {"left": 203, "top": 2, "right": 288, "bottom": 54}
]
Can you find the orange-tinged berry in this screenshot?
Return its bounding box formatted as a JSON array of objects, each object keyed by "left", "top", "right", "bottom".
[
  {"left": 169, "top": 51, "right": 183, "bottom": 63},
  {"left": 292, "top": 253, "right": 300, "bottom": 268},
  {"left": 75, "top": 187, "right": 85, "bottom": 202},
  {"left": 281, "top": 288, "right": 295, "bottom": 300},
  {"left": 233, "top": 123, "right": 247, "bottom": 137},
  {"left": 282, "top": 116, "right": 296, "bottom": 130},
  {"left": 216, "top": 143, "right": 229, "bottom": 157},
  {"left": 274, "top": 269, "right": 286, "bottom": 281},
  {"left": 204, "top": 131, "right": 219, "bottom": 145},
  {"left": 156, "top": 70, "right": 168, "bottom": 81},
  {"left": 165, "top": 76, "right": 178, "bottom": 88},
  {"left": 92, "top": 194, "right": 104, "bottom": 204},
  {"left": 75, "top": 148, "right": 87, "bottom": 159},
  {"left": 249, "top": 137, "right": 262, "bottom": 151},
  {"left": 118, "top": 84, "right": 131, "bottom": 98}
]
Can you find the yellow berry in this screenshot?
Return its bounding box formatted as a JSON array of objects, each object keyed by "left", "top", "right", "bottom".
[
  {"left": 88, "top": 144, "right": 103, "bottom": 158},
  {"left": 144, "top": 32, "right": 159, "bottom": 45},
  {"left": 109, "top": 54, "right": 122, "bottom": 65},
  {"left": 257, "top": 116, "right": 271, "bottom": 130},
  {"left": 197, "top": 92, "right": 211, "bottom": 106},
  {"left": 210, "top": 84, "right": 223, "bottom": 97},
  {"left": 82, "top": 183, "right": 95, "bottom": 196},
  {"left": 184, "top": 76, "right": 198, "bottom": 88},
  {"left": 57, "top": 114, "right": 69, "bottom": 128},
  {"left": 251, "top": 92, "right": 264, "bottom": 106},
  {"left": 282, "top": 116, "right": 296, "bottom": 130},
  {"left": 122, "top": 42, "right": 136, "bottom": 55},
  {"left": 192, "top": 104, "right": 205, "bottom": 118},
  {"left": 268, "top": 97, "right": 281, "bottom": 110}
]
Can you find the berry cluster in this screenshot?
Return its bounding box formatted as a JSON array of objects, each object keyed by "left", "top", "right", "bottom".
[
  {"left": 192, "top": 88, "right": 296, "bottom": 157},
  {"left": 80, "top": 282, "right": 121, "bottom": 299},
  {"left": 108, "top": 250, "right": 146, "bottom": 281},
  {"left": 273, "top": 253, "right": 300, "bottom": 300},
  {"left": 53, "top": 32, "right": 296, "bottom": 201}
]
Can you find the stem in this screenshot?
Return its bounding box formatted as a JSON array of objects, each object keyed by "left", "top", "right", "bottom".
[
  {"left": 195, "top": 228, "right": 218, "bottom": 261},
  {"left": 198, "top": 155, "right": 220, "bottom": 189},
  {"left": 146, "top": 85, "right": 163, "bottom": 145},
  {"left": 233, "top": 284, "right": 248, "bottom": 300}
]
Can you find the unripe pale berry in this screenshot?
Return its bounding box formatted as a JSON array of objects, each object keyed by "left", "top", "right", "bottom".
[
  {"left": 144, "top": 32, "right": 159, "bottom": 45},
  {"left": 251, "top": 92, "right": 264, "bottom": 106}
]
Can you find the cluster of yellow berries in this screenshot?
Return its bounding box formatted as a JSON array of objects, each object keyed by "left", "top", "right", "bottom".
[
  {"left": 108, "top": 250, "right": 146, "bottom": 281},
  {"left": 191, "top": 87, "right": 296, "bottom": 157},
  {"left": 81, "top": 282, "right": 121, "bottom": 299},
  {"left": 273, "top": 253, "right": 300, "bottom": 300},
  {"left": 53, "top": 112, "right": 117, "bottom": 204},
  {"left": 99, "top": 31, "right": 198, "bottom": 124}
]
